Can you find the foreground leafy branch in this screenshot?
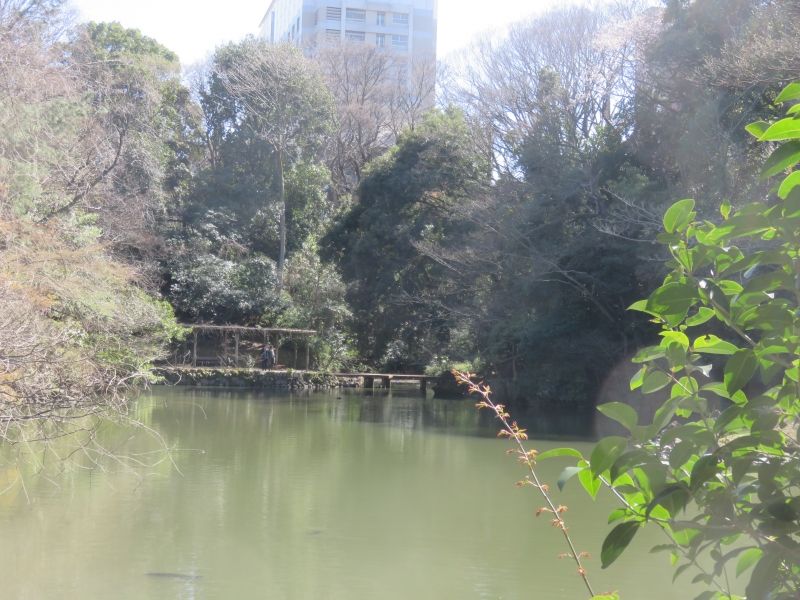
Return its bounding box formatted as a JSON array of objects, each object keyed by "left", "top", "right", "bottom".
[{"left": 549, "top": 83, "right": 800, "bottom": 600}]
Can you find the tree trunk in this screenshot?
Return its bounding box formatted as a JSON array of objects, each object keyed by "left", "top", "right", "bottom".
[{"left": 276, "top": 146, "right": 287, "bottom": 292}]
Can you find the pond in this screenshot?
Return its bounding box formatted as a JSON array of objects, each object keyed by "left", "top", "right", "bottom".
[{"left": 0, "top": 387, "right": 708, "bottom": 599}]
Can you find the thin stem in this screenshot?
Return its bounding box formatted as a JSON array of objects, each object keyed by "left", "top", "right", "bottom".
[{"left": 455, "top": 371, "right": 597, "bottom": 598}]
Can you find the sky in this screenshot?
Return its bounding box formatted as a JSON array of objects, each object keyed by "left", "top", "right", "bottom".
[{"left": 67, "top": 0, "right": 567, "bottom": 67}]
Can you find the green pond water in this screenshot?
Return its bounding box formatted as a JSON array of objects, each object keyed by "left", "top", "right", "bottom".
[{"left": 0, "top": 387, "right": 713, "bottom": 599}]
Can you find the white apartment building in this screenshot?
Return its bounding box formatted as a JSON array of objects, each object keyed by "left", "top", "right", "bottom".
[{"left": 259, "top": 0, "right": 437, "bottom": 76}]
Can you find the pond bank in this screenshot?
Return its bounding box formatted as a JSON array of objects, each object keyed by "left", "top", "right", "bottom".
[
  {"left": 156, "top": 367, "right": 449, "bottom": 396},
  {"left": 154, "top": 367, "right": 346, "bottom": 391}
]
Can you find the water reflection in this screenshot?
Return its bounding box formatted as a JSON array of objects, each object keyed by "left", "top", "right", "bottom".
[
  {"left": 0, "top": 387, "right": 699, "bottom": 600},
  {"left": 168, "top": 388, "right": 596, "bottom": 441}
]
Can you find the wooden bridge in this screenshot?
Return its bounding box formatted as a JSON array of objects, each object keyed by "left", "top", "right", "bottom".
[{"left": 332, "top": 372, "right": 436, "bottom": 393}]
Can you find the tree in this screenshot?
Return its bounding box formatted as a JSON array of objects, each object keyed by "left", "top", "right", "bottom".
[
  {"left": 57, "top": 22, "right": 193, "bottom": 263},
  {"left": 322, "top": 108, "right": 489, "bottom": 369},
  {"left": 448, "top": 3, "right": 644, "bottom": 178},
  {"left": 163, "top": 41, "right": 340, "bottom": 328},
  {"left": 0, "top": 14, "right": 194, "bottom": 272},
  {"left": 424, "top": 3, "right": 669, "bottom": 406},
  {"left": 315, "top": 41, "right": 437, "bottom": 198},
  {"left": 0, "top": 3, "right": 182, "bottom": 445},
  {"left": 218, "top": 39, "right": 335, "bottom": 289}
]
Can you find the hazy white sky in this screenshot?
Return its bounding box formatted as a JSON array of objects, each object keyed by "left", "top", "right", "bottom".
[{"left": 67, "top": 0, "right": 567, "bottom": 67}]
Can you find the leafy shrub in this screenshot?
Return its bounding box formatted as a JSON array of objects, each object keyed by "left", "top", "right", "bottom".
[
  {"left": 424, "top": 356, "right": 478, "bottom": 377},
  {"left": 0, "top": 216, "right": 181, "bottom": 442}
]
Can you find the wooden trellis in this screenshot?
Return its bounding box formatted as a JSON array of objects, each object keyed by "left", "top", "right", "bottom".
[{"left": 182, "top": 324, "right": 317, "bottom": 369}]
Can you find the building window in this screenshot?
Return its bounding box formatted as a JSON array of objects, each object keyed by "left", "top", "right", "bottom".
[
  {"left": 346, "top": 8, "right": 366, "bottom": 22},
  {"left": 326, "top": 28, "right": 340, "bottom": 40},
  {"left": 345, "top": 30, "right": 365, "bottom": 42},
  {"left": 376, "top": 12, "right": 385, "bottom": 26},
  {"left": 393, "top": 13, "right": 409, "bottom": 27},
  {"left": 326, "top": 6, "right": 341, "bottom": 20},
  {"left": 376, "top": 33, "right": 385, "bottom": 47},
  {"left": 392, "top": 34, "right": 408, "bottom": 50},
  {"left": 270, "top": 12, "right": 275, "bottom": 42}
]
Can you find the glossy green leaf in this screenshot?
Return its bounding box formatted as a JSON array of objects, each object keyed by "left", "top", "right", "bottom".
[
  {"left": 684, "top": 307, "right": 714, "bottom": 327},
  {"left": 717, "top": 279, "right": 744, "bottom": 295},
  {"left": 536, "top": 447, "right": 584, "bottom": 461},
  {"left": 745, "top": 547, "right": 781, "bottom": 599},
  {"left": 597, "top": 402, "right": 638, "bottom": 432},
  {"left": 590, "top": 436, "right": 627, "bottom": 476},
  {"left": 607, "top": 508, "right": 627, "bottom": 524},
  {"left": 646, "top": 282, "right": 698, "bottom": 324},
  {"left": 610, "top": 449, "right": 652, "bottom": 484},
  {"left": 761, "top": 141, "right": 800, "bottom": 178},
  {"left": 672, "top": 526, "right": 700, "bottom": 547},
  {"left": 690, "top": 454, "right": 720, "bottom": 490},
  {"left": 742, "top": 270, "right": 793, "bottom": 294},
  {"left": 557, "top": 466, "right": 584, "bottom": 492},
  {"left": 660, "top": 330, "right": 690, "bottom": 349},
  {"left": 648, "top": 395, "right": 682, "bottom": 436},
  {"left": 785, "top": 187, "right": 800, "bottom": 216},
  {"left": 663, "top": 199, "right": 696, "bottom": 233},
  {"left": 629, "top": 366, "right": 646, "bottom": 390},
  {"left": 708, "top": 213, "right": 771, "bottom": 241},
  {"left": 668, "top": 439, "right": 697, "bottom": 469},
  {"left": 665, "top": 341, "right": 686, "bottom": 368},
  {"left": 645, "top": 483, "right": 690, "bottom": 519},
  {"left": 693, "top": 335, "right": 738, "bottom": 355},
  {"left": 601, "top": 522, "right": 641, "bottom": 569},
  {"left": 735, "top": 548, "right": 763, "bottom": 577},
  {"left": 713, "top": 405, "right": 744, "bottom": 435},
  {"left": 724, "top": 349, "right": 758, "bottom": 394},
  {"left": 777, "top": 170, "right": 800, "bottom": 199},
  {"left": 701, "top": 382, "right": 747, "bottom": 404},
  {"left": 642, "top": 370, "right": 671, "bottom": 394},
  {"left": 759, "top": 118, "right": 800, "bottom": 141},
  {"left": 632, "top": 346, "right": 665, "bottom": 364},
  {"left": 745, "top": 120, "right": 770, "bottom": 139},
  {"left": 578, "top": 467, "right": 602, "bottom": 499},
  {"left": 775, "top": 82, "right": 800, "bottom": 104}
]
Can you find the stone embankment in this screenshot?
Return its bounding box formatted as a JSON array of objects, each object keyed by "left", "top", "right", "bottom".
[{"left": 155, "top": 368, "right": 340, "bottom": 391}]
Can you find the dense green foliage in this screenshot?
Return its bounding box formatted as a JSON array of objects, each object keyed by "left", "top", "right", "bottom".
[
  {"left": 322, "top": 109, "right": 488, "bottom": 369},
  {"left": 552, "top": 85, "right": 800, "bottom": 599}
]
